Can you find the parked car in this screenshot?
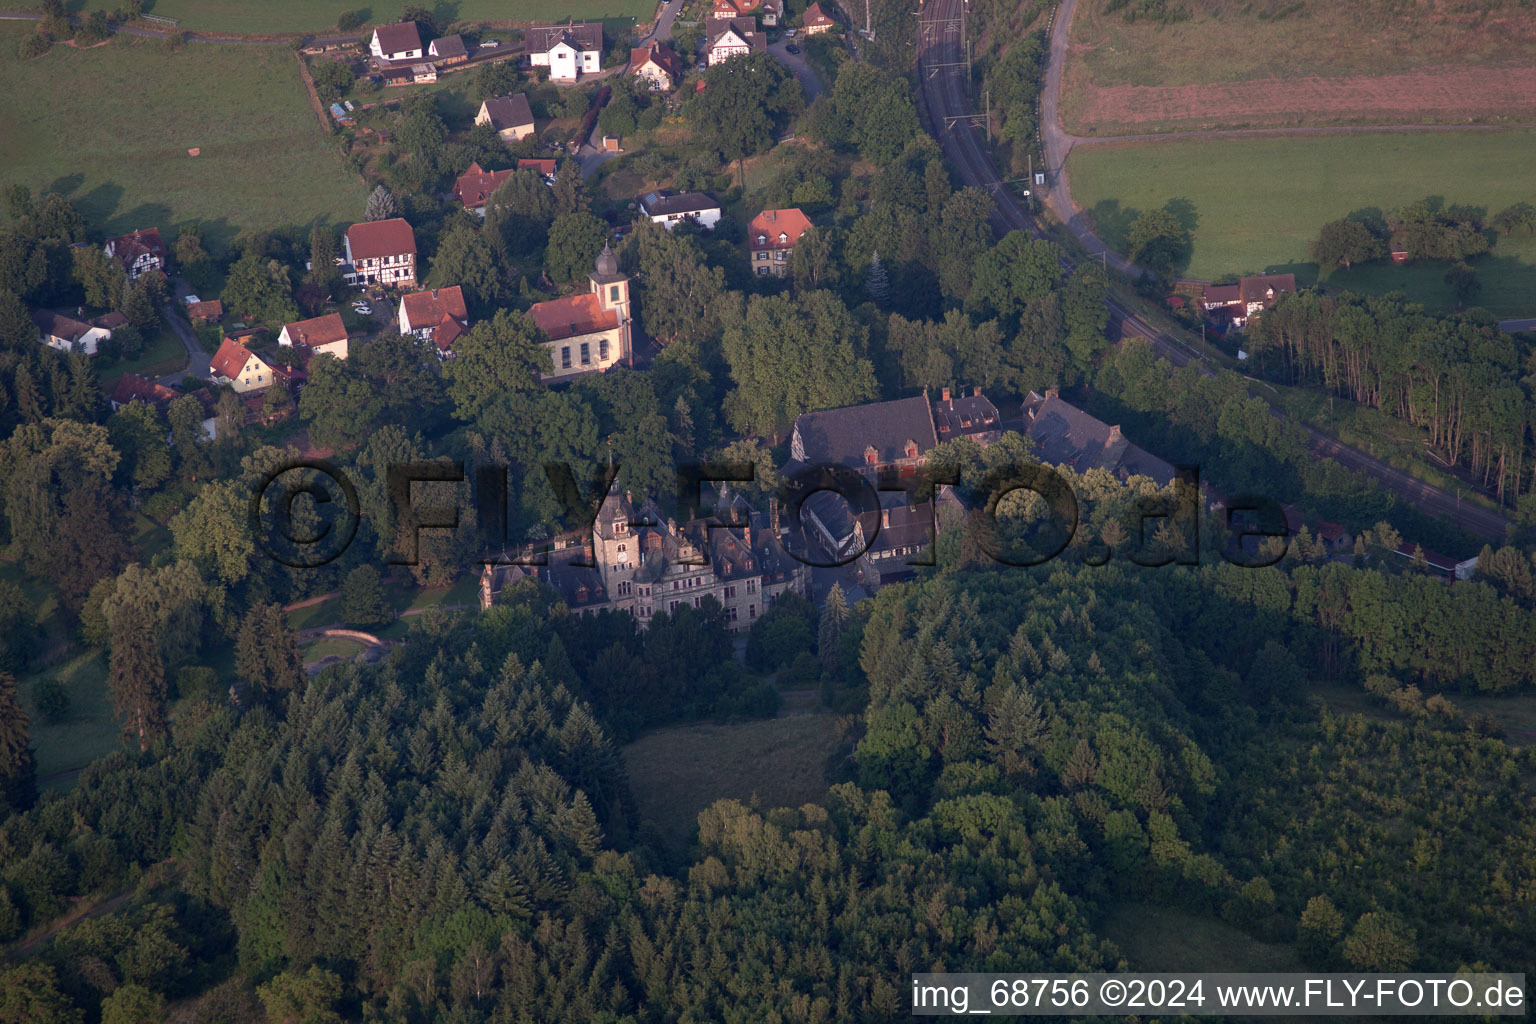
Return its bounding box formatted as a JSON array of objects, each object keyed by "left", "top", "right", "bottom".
[
  {"left": 785, "top": 27, "right": 797, "bottom": 37},
  {"left": 785, "top": 44, "right": 800, "bottom": 54},
  {"left": 352, "top": 303, "right": 372, "bottom": 315}
]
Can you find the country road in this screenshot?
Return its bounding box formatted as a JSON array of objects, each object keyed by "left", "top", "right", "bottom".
[{"left": 914, "top": 0, "right": 1511, "bottom": 543}]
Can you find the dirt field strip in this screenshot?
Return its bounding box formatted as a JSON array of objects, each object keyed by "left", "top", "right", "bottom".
[{"left": 1079, "top": 63, "right": 1536, "bottom": 134}]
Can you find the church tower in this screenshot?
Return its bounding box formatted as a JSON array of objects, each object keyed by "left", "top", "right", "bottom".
[{"left": 588, "top": 242, "right": 633, "bottom": 366}]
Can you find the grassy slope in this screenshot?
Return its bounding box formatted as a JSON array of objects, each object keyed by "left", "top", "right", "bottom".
[
  {"left": 1066, "top": 131, "right": 1536, "bottom": 316},
  {"left": 622, "top": 714, "right": 840, "bottom": 844},
  {"left": 0, "top": 27, "right": 366, "bottom": 250},
  {"left": 137, "top": 0, "right": 655, "bottom": 35}
]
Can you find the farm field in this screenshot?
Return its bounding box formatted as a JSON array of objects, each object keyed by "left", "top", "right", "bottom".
[
  {"left": 1062, "top": 0, "right": 1536, "bottom": 132},
  {"left": 1067, "top": 131, "right": 1536, "bottom": 317},
  {"left": 0, "top": 27, "right": 366, "bottom": 250},
  {"left": 135, "top": 0, "right": 655, "bottom": 35}
]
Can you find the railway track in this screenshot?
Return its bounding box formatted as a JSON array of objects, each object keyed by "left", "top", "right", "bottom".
[{"left": 911, "top": 0, "right": 1510, "bottom": 542}]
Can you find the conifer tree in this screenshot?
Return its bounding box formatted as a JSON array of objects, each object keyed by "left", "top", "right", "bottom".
[
  {"left": 235, "top": 603, "right": 307, "bottom": 697},
  {"left": 106, "top": 605, "right": 168, "bottom": 752},
  {"left": 817, "top": 583, "right": 848, "bottom": 672},
  {"left": 0, "top": 672, "right": 36, "bottom": 812},
  {"left": 365, "top": 185, "right": 398, "bottom": 222},
  {"left": 864, "top": 250, "right": 890, "bottom": 306}
]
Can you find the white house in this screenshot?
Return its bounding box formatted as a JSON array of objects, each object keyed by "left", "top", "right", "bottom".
[
  {"left": 371, "top": 22, "right": 424, "bottom": 63},
  {"left": 278, "top": 313, "right": 349, "bottom": 360},
  {"left": 528, "top": 22, "right": 603, "bottom": 81},
  {"left": 398, "top": 286, "right": 469, "bottom": 358},
  {"left": 103, "top": 228, "right": 166, "bottom": 282},
  {"left": 639, "top": 191, "right": 722, "bottom": 231},
  {"left": 706, "top": 17, "right": 763, "bottom": 65},
  {"left": 32, "top": 310, "right": 112, "bottom": 356}
]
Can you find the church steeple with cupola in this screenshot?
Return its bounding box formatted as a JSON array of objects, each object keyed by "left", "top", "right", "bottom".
[{"left": 588, "top": 241, "right": 632, "bottom": 366}]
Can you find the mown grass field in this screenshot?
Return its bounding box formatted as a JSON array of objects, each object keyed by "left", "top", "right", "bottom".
[
  {"left": 0, "top": 26, "right": 366, "bottom": 250},
  {"left": 623, "top": 714, "right": 840, "bottom": 848},
  {"left": 133, "top": 0, "right": 655, "bottom": 35},
  {"left": 1101, "top": 904, "right": 1302, "bottom": 972},
  {"left": 94, "top": 327, "right": 187, "bottom": 388},
  {"left": 1067, "top": 131, "right": 1536, "bottom": 316}
]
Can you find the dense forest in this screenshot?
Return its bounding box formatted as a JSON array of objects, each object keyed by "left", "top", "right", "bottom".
[{"left": 2, "top": 503, "right": 1534, "bottom": 1020}]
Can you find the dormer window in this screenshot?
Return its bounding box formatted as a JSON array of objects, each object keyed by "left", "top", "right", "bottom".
[
  {"left": 615, "top": 520, "right": 627, "bottom": 535},
  {"left": 778, "top": 232, "right": 788, "bottom": 243},
  {"left": 864, "top": 445, "right": 878, "bottom": 465},
  {"left": 757, "top": 234, "right": 767, "bottom": 244}
]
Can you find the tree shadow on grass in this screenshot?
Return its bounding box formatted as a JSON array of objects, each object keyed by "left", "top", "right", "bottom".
[
  {"left": 75, "top": 181, "right": 124, "bottom": 228},
  {"left": 47, "top": 173, "right": 85, "bottom": 197},
  {"left": 1087, "top": 198, "right": 1139, "bottom": 251},
  {"left": 112, "top": 201, "right": 173, "bottom": 239}
]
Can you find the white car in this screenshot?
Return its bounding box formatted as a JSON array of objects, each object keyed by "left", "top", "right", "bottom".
[{"left": 352, "top": 303, "right": 372, "bottom": 315}]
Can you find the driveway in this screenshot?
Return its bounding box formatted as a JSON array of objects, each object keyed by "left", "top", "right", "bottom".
[
  {"left": 155, "top": 302, "right": 212, "bottom": 386},
  {"left": 768, "top": 40, "right": 825, "bottom": 103}
]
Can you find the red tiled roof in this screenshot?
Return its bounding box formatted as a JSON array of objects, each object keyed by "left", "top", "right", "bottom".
[
  {"left": 281, "top": 312, "right": 348, "bottom": 348},
  {"left": 631, "top": 42, "right": 683, "bottom": 80},
  {"left": 528, "top": 292, "right": 619, "bottom": 342},
  {"left": 803, "top": 2, "right": 836, "bottom": 26},
  {"left": 400, "top": 286, "right": 468, "bottom": 332},
  {"left": 186, "top": 299, "right": 223, "bottom": 321},
  {"left": 1202, "top": 283, "right": 1241, "bottom": 305},
  {"left": 434, "top": 315, "right": 466, "bottom": 352},
  {"left": 373, "top": 21, "right": 423, "bottom": 55},
  {"left": 31, "top": 309, "right": 96, "bottom": 343},
  {"left": 210, "top": 337, "right": 260, "bottom": 381},
  {"left": 1239, "top": 273, "right": 1296, "bottom": 304},
  {"left": 109, "top": 372, "right": 178, "bottom": 408},
  {"left": 346, "top": 218, "right": 416, "bottom": 260},
  {"left": 517, "top": 158, "right": 557, "bottom": 176},
  {"left": 454, "top": 162, "right": 516, "bottom": 208},
  {"left": 91, "top": 311, "right": 129, "bottom": 330},
  {"left": 105, "top": 228, "right": 165, "bottom": 267},
  {"left": 748, "top": 208, "right": 811, "bottom": 251}
]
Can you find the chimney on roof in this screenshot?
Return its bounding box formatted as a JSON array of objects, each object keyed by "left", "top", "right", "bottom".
[
  {"left": 940, "top": 386, "right": 950, "bottom": 403},
  {"left": 769, "top": 497, "right": 780, "bottom": 532},
  {"left": 973, "top": 385, "right": 981, "bottom": 397},
  {"left": 881, "top": 509, "right": 890, "bottom": 529},
  {"left": 1108, "top": 424, "right": 1122, "bottom": 442},
  {"left": 1045, "top": 387, "right": 1060, "bottom": 400}
]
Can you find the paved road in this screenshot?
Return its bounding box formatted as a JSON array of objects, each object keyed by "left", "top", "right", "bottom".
[
  {"left": 915, "top": 0, "right": 1511, "bottom": 543},
  {"left": 576, "top": 0, "right": 684, "bottom": 178},
  {"left": 1499, "top": 318, "right": 1536, "bottom": 333},
  {"left": 156, "top": 302, "right": 212, "bottom": 385},
  {"left": 768, "top": 40, "right": 826, "bottom": 103}
]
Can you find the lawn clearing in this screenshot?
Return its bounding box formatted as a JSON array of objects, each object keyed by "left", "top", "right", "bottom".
[
  {"left": 19, "top": 650, "right": 130, "bottom": 786},
  {"left": 0, "top": 27, "right": 367, "bottom": 251},
  {"left": 138, "top": 0, "right": 655, "bottom": 35},
  {"left": 1100, "top": 904, "right": 1302, "bottom": 973},
  {"left": 1066, "top": 131, "right": 1536, "bottom": 316},
  {"left": 623, "top": 713, "right": 840, "bottom": 845},
  {"left": 94, "top": 328, "right": 186, "bottom": 389}
]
